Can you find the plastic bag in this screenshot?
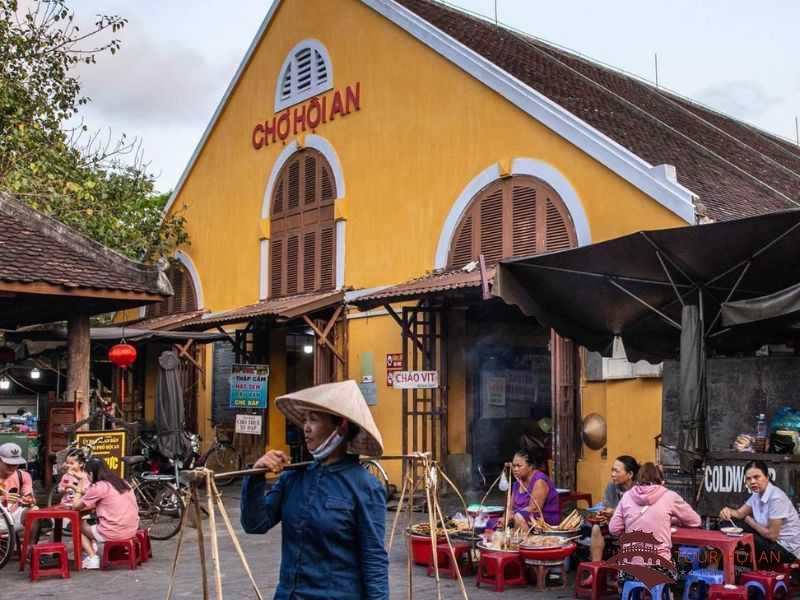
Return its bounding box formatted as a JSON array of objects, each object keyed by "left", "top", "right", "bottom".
[
  {"left": 499, "top": 469, "right": 510, "bottom": 492},
  {"left": 769, "top": 407, "right": 800, "bottom": 433}
]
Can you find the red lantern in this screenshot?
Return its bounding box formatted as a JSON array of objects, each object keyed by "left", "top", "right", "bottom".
[
  {"left": 108, "top": 343, "right": 137, "bottom": 369},
  {"left": 109, "top": 343, "right": 137, "bottom": 409}
]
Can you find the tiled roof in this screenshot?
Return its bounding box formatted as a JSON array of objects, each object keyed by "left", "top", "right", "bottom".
[
  {"left": 179, "top": 290, "right": 344, "bottom": 330},
  {"left": 0, "top": 193, "right": 171, "bottom": 296},
  {"left": 395, "top": 0, "right": 800, "bottom": 221},
  {"left": 352, "top": 266, "right": 492, "bottom": 310}
]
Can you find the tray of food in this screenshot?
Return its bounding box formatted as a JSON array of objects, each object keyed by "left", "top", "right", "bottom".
[
  {"left": 519, "top": 535, "right": 571, "bottom": 550},
  {"left": 408, "top": 522, "right": 458, "bottom": 537},
  {"left": 477, "top": 540, "right": 520, "bottom": 556}
]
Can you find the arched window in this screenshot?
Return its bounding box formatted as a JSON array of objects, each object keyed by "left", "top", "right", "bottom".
[
  {"left": 447, "top": 175, "right": 577, "bottom": 269},
  {"left": 275, "top": 39, "right": 333, "bottom": 111},
  {"left": 270, "top": 148, "right": 336, "bottom": 298},
  {"left": 146, "top": 262, "right": 198, "bottom": 317}
]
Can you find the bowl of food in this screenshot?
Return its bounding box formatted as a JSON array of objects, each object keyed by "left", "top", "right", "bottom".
[
  {"left": 720, "top": 526, "right": 743, "bottom": 536},
  {"left": 477, "top": 540, "right": 520, "bottom": 556}
]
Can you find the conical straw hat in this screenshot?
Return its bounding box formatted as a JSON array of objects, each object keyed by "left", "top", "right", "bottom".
[{"left": 275, "top": 380, "right": 383, "bottom": 457}]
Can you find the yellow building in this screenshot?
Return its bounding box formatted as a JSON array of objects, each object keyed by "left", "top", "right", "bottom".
[{"left": 122, "top": 0, "right": 796, "bottom": 501}]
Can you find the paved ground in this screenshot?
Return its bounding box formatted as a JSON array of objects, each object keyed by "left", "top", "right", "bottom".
[{"left": 2, "top": 484, "right": 577, "bottom": 599}]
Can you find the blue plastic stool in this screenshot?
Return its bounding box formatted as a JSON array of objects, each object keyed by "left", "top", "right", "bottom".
[
  {"left": 677, "top": 547, "right": 702, "bottom": 572},
  {"left": 622, "top": 579, "right": 669, "bottom": 600},
  {"left": 682, "top": 570, "right": 725, "bottom": 600}
]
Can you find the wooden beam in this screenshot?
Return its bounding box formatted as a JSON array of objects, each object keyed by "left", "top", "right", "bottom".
[
  {"left": 66, "top": 314, "right": 91, "bottom": 424},
  {"left": 318, "top": 305, "right": 343, "bottom": 346},
  {"left": 384, "top": 304, "right": 426, "bottom": 355},
  {"left": 174, "top": 339, "right": 204, "bottom": 375},
  {"left": 302, "top": 316, "right": 345, "bottom": 365},
  {"left": 0, "top": 280, "right": 165, "bottom": 302}
]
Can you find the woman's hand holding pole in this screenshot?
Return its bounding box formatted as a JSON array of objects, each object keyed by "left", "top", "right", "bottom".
[{"left": 253, "top": 450, "right": 290, "bottom": 474}]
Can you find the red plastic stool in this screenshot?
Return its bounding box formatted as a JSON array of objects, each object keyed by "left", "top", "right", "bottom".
[
  {"left": 574, "top": 561, "right": 619, "bottom": 599},
  {"left": 427, "top": 541, "right": 474, "bottom": 579},
  {"left": 708, "top": 584, "right": 748, "bottom": 600},
  {"left": 101, "top": 538, "right": 139, "bottom": 571},
  {"left": 476, "top": 552, "right": 526, "bottom": 592},
  {"left": 739, "top": 570, "right": 788, "bottom": 600},
  {"left": 136, "top": 529, "right": 152, "bottom": 561},
  {"left": 772, "top": 563, "right": 800, "bottom": 591},
  {"left": 30, "top": 542, "right": 70, "bottom": 582}
]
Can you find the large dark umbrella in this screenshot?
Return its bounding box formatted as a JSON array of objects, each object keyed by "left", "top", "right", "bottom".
[
  {"left": 155, "top": 350, "right": 191, "bottom": 461},
  {"left": 494, "top": 209, "right": 800, "bottom": 466}
]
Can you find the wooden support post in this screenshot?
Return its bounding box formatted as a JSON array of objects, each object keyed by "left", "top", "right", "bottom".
[{"left": 66, "top": 313, "right": 91, "bottom": 424}]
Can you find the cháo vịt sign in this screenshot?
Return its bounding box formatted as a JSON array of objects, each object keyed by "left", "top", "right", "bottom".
[
  {"left": 75, "top": 430, "right": 127, "bottom": 478},
  {"left": 229, "top": 364, "right": 269, "bottom": 409},
  {"left": 391, "top": 371, "right": 439, "bottom": 389}
]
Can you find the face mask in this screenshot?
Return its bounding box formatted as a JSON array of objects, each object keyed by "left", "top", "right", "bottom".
[{"left": 311, "top": 428, "right": 345, "bottom": 461}]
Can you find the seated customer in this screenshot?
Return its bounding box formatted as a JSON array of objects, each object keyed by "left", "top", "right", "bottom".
[
  {"left": 719, "top": 460, "right": 800, "bottom": 566},
  {"left": 0, "top": 442, "right": 37, "bottom": 531},
  {"left": 609, "top": 462, "right": 701, "bottom": 586},
  {"left": 72, "top": 458, "right": 139, "bottom": 570},
  {"left": 505, "top": 447, "right": 560, "bottom": 530},
  {"left": 591, "top": 455, "right": 639, "bottom": 561}
]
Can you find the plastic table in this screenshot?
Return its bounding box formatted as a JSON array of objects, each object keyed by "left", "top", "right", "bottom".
[
  {"left": 671, "top": 527, "right": 756, "bottom": 584},
  {"left": 19, "top": 506, "right": 82, "bottom": 572}
]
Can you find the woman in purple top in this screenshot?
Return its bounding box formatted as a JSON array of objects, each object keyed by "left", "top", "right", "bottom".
[{"left": 508, "top": 447, "right": 560, "bottom": 528}]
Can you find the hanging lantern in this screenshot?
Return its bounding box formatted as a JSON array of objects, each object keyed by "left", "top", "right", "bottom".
[
  {"left": 0, "top": 346, "right": 15, "bottom": 364},
  {"left": 108, "top": 343, "right": 137, "bottom": 369}
]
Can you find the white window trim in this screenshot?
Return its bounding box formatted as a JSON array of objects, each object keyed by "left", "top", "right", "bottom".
[
  {"left": 274, "top": 38, "right": 334, "bottom": 112},
  {"left": 434, "top": 159, "right": 592, "bottom": 269},
  {"left": 260, "top": 134, "right": 346, "bottom": 219},
  {"left": 174, "top": 250, "right": 205, "bottom": 309}
]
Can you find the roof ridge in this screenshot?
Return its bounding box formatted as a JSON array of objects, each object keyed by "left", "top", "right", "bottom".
[
  {"left": 499, "top": 28, "right": 800, "bottom": 208},
  {"left": 0, "top": 192, "right": 172, "bottom": 293}
]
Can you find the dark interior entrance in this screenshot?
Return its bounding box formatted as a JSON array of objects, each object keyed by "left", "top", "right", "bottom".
[{"left": 285, "top": 328, "right": 314, "bottom": 463}]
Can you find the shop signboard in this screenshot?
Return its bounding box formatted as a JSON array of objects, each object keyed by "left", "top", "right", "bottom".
[
  {"left": 235, "top": 414, "right": 263, "bottom": 435},
  {"left": 695, "top": 451, "right": 797, "bottom": 516},
  {"left": 75, "top": 430, "right": 127, "bottom": 478},
  {"left": 229, "top": 364, "right": 269, "bottom": 409},
  {"left": 391, "top": 370, "right": 438, "bottom": 389},
  {"left": 386, "top": 353, "right": 404, "bottom": 387}
]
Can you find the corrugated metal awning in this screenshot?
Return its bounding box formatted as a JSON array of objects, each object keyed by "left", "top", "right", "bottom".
[
  {"left": 351, "top": 266, "right": 493, "bottom": 310},
  {"left": 178, "top": 290, "right": 345, "bottom": 330}
]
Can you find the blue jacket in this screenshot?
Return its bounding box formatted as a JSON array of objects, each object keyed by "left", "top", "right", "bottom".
[{"left": 241, "top": 454, "right": 389, "bottom": 599}]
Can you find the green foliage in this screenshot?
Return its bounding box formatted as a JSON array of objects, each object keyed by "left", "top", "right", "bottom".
[{"left": 0, "top": 0, "right": 188, "bottom": 263}]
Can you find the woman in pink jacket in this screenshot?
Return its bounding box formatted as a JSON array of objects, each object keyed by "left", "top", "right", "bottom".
[{"left": 609, "top": 463, "right": 701, "bottom": 591}]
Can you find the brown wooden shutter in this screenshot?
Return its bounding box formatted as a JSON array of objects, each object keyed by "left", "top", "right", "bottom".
[
  {"left": 512, "top": 184, "right": 538, "bottom": 256},
  {"left": 273, "top": 178, "right": 284, "bottom": 214},
  {"left": 451, "top": 215, "right": 473, "bottom": 268},
  {"left": 270, "top": 238, "right": 283, "bottom": 298},
  {"left": 479, "top": 187, "right": 504, "bottom": 266},
  {"left": 447, "top": 175, "right": 576, "bottom": 269},
  {"left": 287, "top": 160, "right": 300, "bottom": 210},
  {"left": 303, "top": 230, "right": 316, "bottom": 292},
  {"left": 321, "top": 166, "right": 334, "bottom": 202},
  {"left": 304, "top": 154, "right": 317, "bottom": 205},
  {"left": 544, "top": 197, "right": 574, "bottom": 251},
  {"left": 286, "top": 234, "right": 299, "bottom": 294},
  {"left": 268, "top": 148, "right": 337, "bottom": 298},
  {"left": 320, "top": 225, "right": 335, "bottom": 290}
]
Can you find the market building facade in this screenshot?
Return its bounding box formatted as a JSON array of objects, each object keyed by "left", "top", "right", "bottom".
[{"left": 121, "top": 0, "right": 800, "bottom": 498}]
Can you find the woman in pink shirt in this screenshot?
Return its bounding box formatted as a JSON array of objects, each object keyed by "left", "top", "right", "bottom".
[
  {"left": 72, "top": 458, "right": 139, "bottom": 570},
  {"left": 609, "top": 463, "right": 701, "bottom": 591}
]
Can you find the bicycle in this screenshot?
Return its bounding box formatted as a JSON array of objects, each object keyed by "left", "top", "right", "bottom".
[
  {"left": 360, "top": 458, "right": 392, "bottom": 500},
  {"left": 197, "top": 421, "right": 242, "bottom": 487}
]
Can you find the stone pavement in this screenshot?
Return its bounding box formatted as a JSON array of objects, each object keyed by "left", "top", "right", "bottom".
[{"left": 2, "top": 485, "right": 576, "bottom": 599}]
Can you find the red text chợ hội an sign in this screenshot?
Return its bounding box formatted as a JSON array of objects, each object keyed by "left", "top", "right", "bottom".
[{"left": 252, "top": 83, "right": 361, "bottom": 149}]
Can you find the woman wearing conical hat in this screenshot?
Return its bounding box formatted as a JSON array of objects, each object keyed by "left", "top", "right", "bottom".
[{"left": 241, "top": 380, "right": 389, "bottom": 599}]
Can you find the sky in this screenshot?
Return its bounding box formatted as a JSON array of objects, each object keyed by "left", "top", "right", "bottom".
[{"left": 67, "top": 0, "right": 800, "bottom": 194}]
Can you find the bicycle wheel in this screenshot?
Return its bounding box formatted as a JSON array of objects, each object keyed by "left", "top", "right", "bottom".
[
  {"left": 136, "top": 480, "right": 185, "bottom": 541},
  {"left": 0, "top": 507, "right": 15, "bottom": 570},
  {"left": 204, "top": 445, "right": 242, "bottom": 487},
  {"left": 361, "top": 459, "right": 392, "bottom": 501}
]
